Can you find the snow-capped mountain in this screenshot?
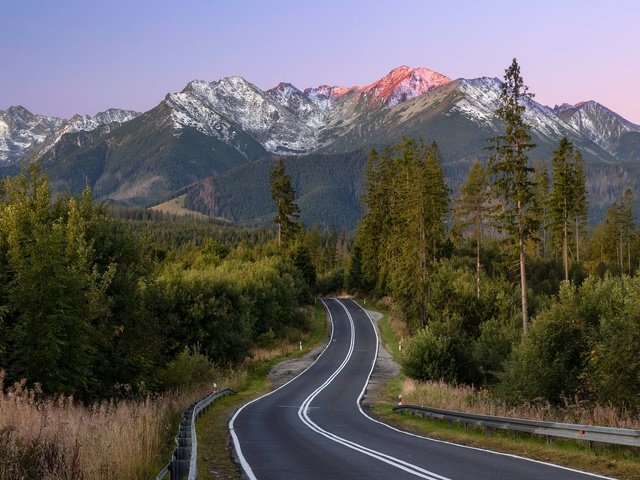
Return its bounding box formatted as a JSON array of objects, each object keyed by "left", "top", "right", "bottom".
[
  {"left": 359, "top": 65, "right": 452, "bottom": 106},
  {"left": 0, "top": 106, "right": 64, "bottom": 163},
  {"left": 166, "top": 76, "right": 321, "bottom": 153},
  {"left": 67, "top": 108, "right": 139, "bottom": 133},
  {"left": 554, "top": 101, "right": 640, "bottom": 158},
  {"left": 0, "top": 106, "right": 140, "bottom": 164}
]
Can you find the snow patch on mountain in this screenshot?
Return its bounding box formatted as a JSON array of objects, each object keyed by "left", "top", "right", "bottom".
[
  {"left": 455, "top": 77, "right": 579, "bottom": 140},
  {"left": 168, "top": 77, "right": 320, "bottom": 153},
  {"left": 0, "top": 106, "right": 65, "bottom": 163},
  {"left": 266, "top": 82, "right": 325, "bottom": 128},
  {"left": 554, "top": 101, "right": 640, "bottom": 152},
  {"left": 68, "top": 109, "right": 139, "bottom": 132},
  {"left": 304, "top": 85, "right": 353, "bottom": 110}
]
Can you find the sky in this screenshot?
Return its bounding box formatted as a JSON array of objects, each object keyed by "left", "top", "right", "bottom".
[{"left": 2, "top": 0, "right": 639, "bottom": 123}]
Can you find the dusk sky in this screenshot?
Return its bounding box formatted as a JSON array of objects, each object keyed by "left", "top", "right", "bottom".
[{"left": 2, "top": 0, "right": 639, "bottom": 123}]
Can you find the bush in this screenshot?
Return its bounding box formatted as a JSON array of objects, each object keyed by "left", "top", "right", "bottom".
[
  {"left": 157, "top": 347, "right": 215, "bottom": 391},
  {"left": 496, "top": 283, "right": 587, "bottom": 404},
  {"left": 401, "top": 313, "right": 478, "bottom": 384}
]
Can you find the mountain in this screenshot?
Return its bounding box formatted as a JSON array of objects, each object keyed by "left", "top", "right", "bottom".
[
  {"left": 0, "top": 106, "right": 139, "bottom": 165},
  {"left": 554, "top": 101, "right": 640, "bottom": 162},
  {"left": 4, "top": 66, "right": 640, "bottom": 227}
]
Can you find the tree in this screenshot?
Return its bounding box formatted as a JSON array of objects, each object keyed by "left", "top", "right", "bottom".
[
  {"left": 550, "top": 138, "right": 587, "bottom": 281},
  {"left": 454, "top": 162, "right": 493, "bottom": 297},
  {"left": 531, "top": 166, "right": 550, "bottom": 260},
  {"left": 620, "top": 187, "right": 634, "bottom": 274},
  {"left": 572, "top": 155, "right": 588, "bottom": 263},
  {"left": 269, "top": 159, "right": 301, "bottom": 247},
  {"left": 487, "top": 58, "right": 537, "bottom": 332}
]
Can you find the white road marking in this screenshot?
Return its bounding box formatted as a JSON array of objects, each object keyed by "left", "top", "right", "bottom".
[{"left": 297, "top": 300, "right": 452, "bottom": 480}]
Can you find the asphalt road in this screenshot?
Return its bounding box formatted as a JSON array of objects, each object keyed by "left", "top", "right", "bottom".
[{"left": 230, "top": 298, "right": 614, "bottom": 480}]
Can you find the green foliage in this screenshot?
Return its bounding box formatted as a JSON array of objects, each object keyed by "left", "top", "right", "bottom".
[
  {"left": 270, "top": 159, "right": 302, "bottom": 247},
  {"left": 0, "top": 168, "right": 315, "bottom": 401},
  {"left": 587, "top": 277, "right": 640, "bottom": 409},
  {"left": 356, "top": 138, "right": 449, "bottom": 327},
  {"left": 549, "top": 138, "right": 588, "bottom": 279},
  {"left": 497, "top": 283, "right": 587, "bottom": 404},
  {"left": 157, "top": 347, "right": 216, "bottom": 391},
  {"left": 494, "top": 275, "right": 640, "bottom": 410},
  {"left": 401, "top": 314, "right": 476, "bottom": 384},
  {"left": 0, "top": 166, "right": 157, "bottom": 399}
]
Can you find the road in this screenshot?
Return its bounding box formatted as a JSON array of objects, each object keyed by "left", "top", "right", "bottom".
[{"left": 230, "top": 298, "right": 614, "bottom": 480}]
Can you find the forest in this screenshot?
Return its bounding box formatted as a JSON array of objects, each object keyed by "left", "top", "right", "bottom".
[{"left": 0, "top": 166, "right": 349, "bottom": 402}]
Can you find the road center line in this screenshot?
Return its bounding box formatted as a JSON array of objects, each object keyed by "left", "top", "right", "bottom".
[{"left": 296, "top": 300, "right": 452, "bottom": 480}]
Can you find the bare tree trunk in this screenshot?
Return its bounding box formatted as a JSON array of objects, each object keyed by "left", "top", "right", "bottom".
[
  {"left": 520, "top": 236, "right": 528, "bottom": 333},
  {"left": 563, "top": 199, "right": 569, "bottom": 281},
  {"left": 476, "top": 230, "right": 481, "bottom": 299},
  {"left": 574, "top": 217, "right": 580, "bottom": 263},
  {"left": 518, "top": 198, "right": 528, "bottom": 332}
]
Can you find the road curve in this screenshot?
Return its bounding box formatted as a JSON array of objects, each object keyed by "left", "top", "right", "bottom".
[{"left": 230, "top": 298, "right": 614, "bottom": 480}]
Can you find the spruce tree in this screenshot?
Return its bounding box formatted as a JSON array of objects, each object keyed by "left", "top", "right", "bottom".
[
  {"left": 550, "top": 138, "right": 587, "bottom": 281},
  {"left": 620, "top": 187, "right": 634, "bottom": 273},
  {"left": 454, "top": 162, "right": 492, "bottom": 297},
  {"left": 269, "top": 159, "right": 301, "bottom": 247},
  {"left": 488, "top": 58, "right": 537, "bottom": 332}
]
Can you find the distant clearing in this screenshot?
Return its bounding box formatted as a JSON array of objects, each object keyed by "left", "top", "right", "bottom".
[{"left": 150, "top": 194, "right": 211, "bottom": 220}]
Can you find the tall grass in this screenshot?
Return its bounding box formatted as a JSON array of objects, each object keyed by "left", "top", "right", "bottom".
[
  {"left": 401, "top": 378, "right": 640, "bottom": 430},
  {"left": 0, "top": 372, "right": 216, "bottom": 480}
]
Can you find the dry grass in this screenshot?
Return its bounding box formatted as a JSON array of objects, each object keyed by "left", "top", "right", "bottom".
[
  {"left": 0, "top": 372, "right": 216, "bottom": 480},
  {"left": 401, "top": 378, "right": 640, "bottom": 430},
  {"left": 250, "top": 342, "right": 301, "bottom": 362}
]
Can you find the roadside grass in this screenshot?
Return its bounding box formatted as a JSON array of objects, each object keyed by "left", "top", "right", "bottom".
[
  {"left": 196, "top": 303, "right": 328, "bottom": 480},
  {"left": 0, "top": 375, "right": 212, "bottom": 480},
  {"left": 366, "top": 302, "right": 640, "bottom": 480}
]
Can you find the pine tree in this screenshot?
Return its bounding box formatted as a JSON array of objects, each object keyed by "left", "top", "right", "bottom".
[
  {"left": 454, "top": 162, "right": 492, "bottom": 297},
  {"left": 487, "top": 58, "right": 537, "bottom": 332},
  {"left": 572, "top": 152, "right": 588, "bottom": 263},
  {"left": 531, "top": 166, "right": 550, "bottom": 260},
  {"left": 549, "top": 138, "right": 588, "bottom": 281},
  {"left": 269, "top": 159, "right": 301, "bottom": 247},
  {"left": 620, "top": 187, "right": 634, "bottom": 274}
]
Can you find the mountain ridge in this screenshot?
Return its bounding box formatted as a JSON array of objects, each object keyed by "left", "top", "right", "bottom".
[{"left": 2, "top": 65, "right": 640, "bottom": 228}]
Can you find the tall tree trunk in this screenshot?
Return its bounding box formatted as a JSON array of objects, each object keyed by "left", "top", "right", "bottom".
[
  {"left": 574, "top": 217, "right": 580, "bottom": 263},
  {"left": 563, "top": 198, "right": 569, "bottom": 281},
  {"left": 520, "top": 235, "right": 528, "bottom": 332},
  {"left": 518, "top": 198, "right": 528, "bottom": 332},
  {"left": 476, "top": 231, "right": 481, "bottom": 299}
]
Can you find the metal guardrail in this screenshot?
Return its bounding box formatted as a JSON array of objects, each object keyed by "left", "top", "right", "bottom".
[
  {"left": 157, "top": 388, "right": 236, "bottom": 480},
  {"left": 394, "top": 404, "right": 640, "bottom": 448}
]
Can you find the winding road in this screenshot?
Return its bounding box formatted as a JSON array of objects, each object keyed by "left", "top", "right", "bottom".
[{"left": 230, "top": 298, "right": 613, "bottom": 480}]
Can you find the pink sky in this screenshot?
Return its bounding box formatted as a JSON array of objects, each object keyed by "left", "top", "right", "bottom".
[{"left": 1, "top": 0, "right": 639, "bottom": 123}]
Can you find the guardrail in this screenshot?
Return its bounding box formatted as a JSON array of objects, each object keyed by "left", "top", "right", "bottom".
[
  {"left": 393, "top": 404, "right": 640, "bottom": 448},
  {"left": 157, "top": 388, "right": 236, "bottom": 480}
]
